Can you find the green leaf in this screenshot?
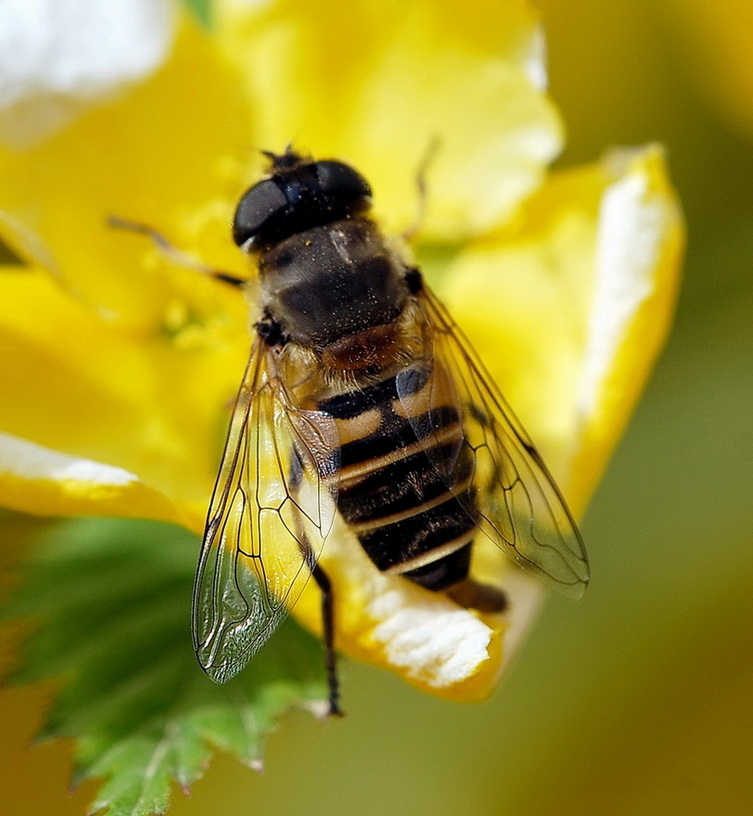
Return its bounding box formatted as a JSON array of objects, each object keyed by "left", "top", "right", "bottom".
[
  {"left": 2, "top": 517, "right": 327, "bottom": 816},
  {"left": 181, "top": 0, "right": 213, "bottom": 29}
]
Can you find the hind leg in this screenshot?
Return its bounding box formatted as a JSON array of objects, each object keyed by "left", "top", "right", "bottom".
[{"left": 297, "top": 531, "right": 343, "bottom": 717}]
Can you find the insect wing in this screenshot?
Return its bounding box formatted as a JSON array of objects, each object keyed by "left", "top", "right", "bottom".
[
  {"left": 397, "top": 285, "right": 589, "bottom": 598},
  {"left": 192, "top": 339, "right": 339, "bottom": 682}
]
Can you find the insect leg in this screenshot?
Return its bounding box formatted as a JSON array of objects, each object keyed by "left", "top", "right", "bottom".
[
  {"left": 311, "top": 561, "right": 343, "bottom": 718},
  {"left": 297, "top": 533, "right": 343, "bottom": 717},
  {"left": 107, "top": 216, "right": 248, "bottom": 287},
  {"left": 401, "top": 135, "right": 441, "bottom": 242}
]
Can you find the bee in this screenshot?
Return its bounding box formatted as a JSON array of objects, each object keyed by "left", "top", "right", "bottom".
[{"left": 191, "top": 148, "right": 589, "bottom": 715}]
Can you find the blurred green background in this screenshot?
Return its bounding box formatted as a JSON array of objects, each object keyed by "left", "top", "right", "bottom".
[{"left": 2, "top": 0, "right": 752, "bottom": 814}]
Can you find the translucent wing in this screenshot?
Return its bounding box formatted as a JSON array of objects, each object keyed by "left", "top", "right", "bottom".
[
  {"left": 192, "top": 337, "right": 339, "bottom": 682},
  {"left": 396, "top": 284, "right": 589, "bottom": 598}
]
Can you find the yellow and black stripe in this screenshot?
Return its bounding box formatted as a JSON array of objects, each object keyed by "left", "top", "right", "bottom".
[{"left": 319, "top": 369, "right": 477, "bottom": 592}]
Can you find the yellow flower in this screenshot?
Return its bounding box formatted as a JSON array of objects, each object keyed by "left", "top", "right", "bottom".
[{"left": 0, "top": 0, "right": 683, "bottom": 703}]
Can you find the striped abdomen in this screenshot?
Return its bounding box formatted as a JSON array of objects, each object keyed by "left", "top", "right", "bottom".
[{"left": 318, "top": 369, "right": 477, "bottom": 592}]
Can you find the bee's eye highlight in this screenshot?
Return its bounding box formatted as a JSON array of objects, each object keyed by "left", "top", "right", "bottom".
[{"left": 232, "top": 179, "right": 288, "bottom": 248}]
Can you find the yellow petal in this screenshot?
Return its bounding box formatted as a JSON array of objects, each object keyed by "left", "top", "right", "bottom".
[
  {"left": 293, "top": 514, "right": 544, "bottom": 701},
  {"left": 442, "top": 144, "right": 684, "bottom": 514},
  {"left": 215, "top": 0, "right": 563, "bottom": 237},
  {"left": 0, "top": 16, "right": 251, "bottom": 331},
  {"left": 567, "top": 147, "right": 684, "bottom": 514},
  {"left": 0, "top": 266, "right": 248, "bottom": 529},
  {"left": 0, "top": 432, "right": 181, "bottom": 523}
]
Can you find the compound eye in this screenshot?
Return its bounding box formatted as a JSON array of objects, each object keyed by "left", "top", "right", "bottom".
[
  {"left": 313, "top": 161, "right": 372, "bottom": 202},
  {"left": 232, "top": 178, "right": 287, "bottom": 247}
]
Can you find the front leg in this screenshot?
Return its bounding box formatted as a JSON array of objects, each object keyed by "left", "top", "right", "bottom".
[{"left": 107, "top": 216, "right": 248, "bottom": 288}]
